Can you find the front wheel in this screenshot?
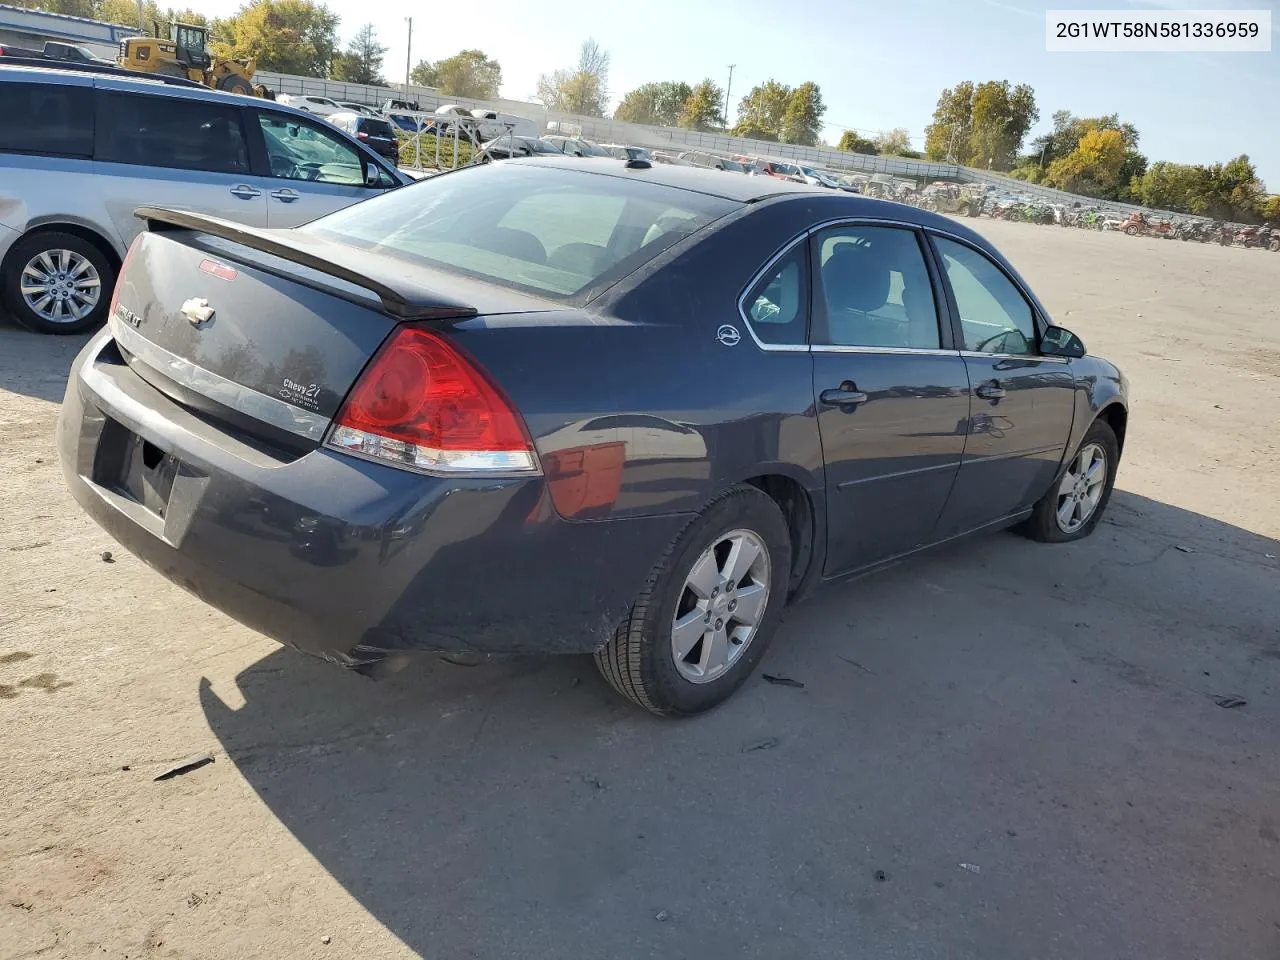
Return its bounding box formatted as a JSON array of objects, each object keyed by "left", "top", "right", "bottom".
[
  {"left": 1021, "top": 419, "right": 1119, "bottom": 543},
  {"left": 594, "top": 485, "right": 791, "bottom": 716}
]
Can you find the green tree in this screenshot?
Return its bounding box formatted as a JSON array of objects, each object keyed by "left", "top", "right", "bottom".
[
  {"left": 923, "top": 80, "right": 974, "bottom": 161},
  {"left": 213, "top": 0, "right": 339, "bottom": 77},
  {"left": 733, "top": 80, "right": 791, "bottom": 140},
  {"left": 1129, "top": 155, "right": 1264, "bottom": 220},
  {"left": 837, "top": 130, "right": 878, "bottom": 154},
  {"left": 924, "top": 80, "right": 1036, "bottom": 169},
  {"left": 614, "top": 81, "right": 693, "bottom": 126},
  {"left": 1262, "top": 195, "right": 1280, "bottom": 221},
  {"left": 535, "top": 38, "right": 609, "bottom": 117},
  {"left": 678, "top": 78, "right": 724, "bottom": 130},
  {"left": 873, "top": 127, "right": 912, "bottom": 156},
  {"left": 429, "top": 49, "right": 502, "bottom": 99},
  {"left": 330, "top": 22, "right": 385, "bottom": 85},
  {"left": 780, "top": 81, "right": 825, "bottom": 146},
  {"left": 1022, "top": 111, "right": 1145, "bottom": 198},
  {"left": 410, "top": 59, "right": 439, "bottom": 88}
]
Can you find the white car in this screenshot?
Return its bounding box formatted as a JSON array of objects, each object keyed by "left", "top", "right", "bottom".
[
  {"left": 277, "top": 94, "right": 343, "bottom": 118},
  {"left": 335, "top": 101, "right": 378, "bottom": 117}
]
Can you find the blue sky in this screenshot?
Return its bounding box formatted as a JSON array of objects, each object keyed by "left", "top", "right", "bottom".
[{"left": 187, "top": 0, "right": 1279, "bottom": 186}]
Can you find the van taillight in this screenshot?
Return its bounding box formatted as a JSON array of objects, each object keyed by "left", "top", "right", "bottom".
[{"left": 327, "top": 328, "right": 538, "bottom": 475}]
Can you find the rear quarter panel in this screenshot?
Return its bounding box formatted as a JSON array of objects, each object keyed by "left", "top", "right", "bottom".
[{"left": 454, "top": 197, "right": 847, "bottom": 524}]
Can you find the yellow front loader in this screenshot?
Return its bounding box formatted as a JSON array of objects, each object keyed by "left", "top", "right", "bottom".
[{"left": 118, "top": 22, "right": 273, "bottom": 99}]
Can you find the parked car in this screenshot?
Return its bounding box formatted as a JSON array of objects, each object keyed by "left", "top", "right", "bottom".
[
  {"left": 327, "top": 111, "right": 400, "bottom": 164},
  {"left": 335, "top": 100, "right": 378, "bottom": 117},
  {"left": 795, "top": 165, "right": 842, "bottom": 189},
  {"left": 58, "top": 157, "right": 1128, "bottom": 716},
  {"left": 759, "top": 160, "right": 806, "bottom": 183},
  {"left": 0, "top": 40, "right": 114, "bottom": 66},
  {"left": 598, "top": 143, "right": 652, "bottom": 162},
  {"left": 679, "top": 151, "right": 745, "bottom": 173},
  {"left": 276, "top": 93, "right": 343, "bottom": 117},
  {"left": 478, "top": 135, "right": 564, "bottom": 159},
  {"left": 543, "top": 136, "right": 610, "bottom": 157},
  {"left": 0, "top": 64, "right": 410, "bottom": 334}
]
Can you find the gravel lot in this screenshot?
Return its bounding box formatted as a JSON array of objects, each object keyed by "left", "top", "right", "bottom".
[{"left": 2, "top": 220, "right": 1278, "bottom": 960}]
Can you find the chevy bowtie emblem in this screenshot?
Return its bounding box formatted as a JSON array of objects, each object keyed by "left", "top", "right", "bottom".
[{"left": 181, "top": 297, "right": 215, "bottom": 327}]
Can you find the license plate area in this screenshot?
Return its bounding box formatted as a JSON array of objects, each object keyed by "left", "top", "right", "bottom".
[{"left": 93, "top": 418, "right": 181, "bottom": 517}]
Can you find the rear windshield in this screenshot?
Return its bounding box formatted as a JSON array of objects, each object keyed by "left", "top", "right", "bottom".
[
  {"left": 358, "top": 118, "right": 395, "bottom": 138},
  {"left": 721, "top": 158, "right": 744, "bottom": 172},
  {"left": 306, "top": 162, "right": 736, "bottom": 299}
]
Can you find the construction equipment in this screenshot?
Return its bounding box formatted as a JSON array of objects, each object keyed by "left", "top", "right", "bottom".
[{"left": 118, "top": 22, "right": 272, "bottom": 98}]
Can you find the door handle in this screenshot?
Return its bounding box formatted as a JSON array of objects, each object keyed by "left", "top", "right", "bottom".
[
  {"left": 975, "top": 381, "right": 1006, "bottom": 400},
  {"left": 229, "top": 184, "right": 262, "bottom": 199},
  {"left": 820, "top": 384, "right": 869, "bottom": 407},
  {"left": 270, "top": 189, "right": 300, "bottom": 203}
]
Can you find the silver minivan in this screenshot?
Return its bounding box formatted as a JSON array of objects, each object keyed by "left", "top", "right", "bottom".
[{"left": 0, "top": 65, "right": 411, "bottom": 334}]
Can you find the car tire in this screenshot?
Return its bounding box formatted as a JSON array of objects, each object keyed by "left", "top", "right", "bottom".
[
  {"left": 2, "top": 231, "right": 116, "bottom": 335},
  {"left": 594, "top": 485, "right": 791, "bottom": 717},
  {"left": 1021, "top": 418, "right": 1119, "bottom": 544}
]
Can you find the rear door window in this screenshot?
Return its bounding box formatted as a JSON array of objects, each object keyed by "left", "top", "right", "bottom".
[
  {"left": 306, "top": 162, "right": 735, "bottom": 299},
  {"left": 95, "top": 91, "right": 248, "bottom": 174},
  {"left": 0, "top": 81, "right": 94, "bottom": 158}
]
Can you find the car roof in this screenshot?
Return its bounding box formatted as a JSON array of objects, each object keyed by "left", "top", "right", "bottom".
[
  {"left": 513, "top": 155, "right": 830, "bottom": 201},
  {"left": 0, "top": 63, "right": 319, "bottom": 120}
]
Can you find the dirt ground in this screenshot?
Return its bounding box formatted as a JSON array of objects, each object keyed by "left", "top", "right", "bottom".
[{"left": 1, "top": 220, "right": 1278, "bottom": 960}]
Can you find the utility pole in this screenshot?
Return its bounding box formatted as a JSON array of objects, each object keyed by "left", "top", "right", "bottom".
[
  {"left": 723, "top": 64, "right": 735, "bottom": 130},
  {"left": 135, "top": 0, "right": 145, "bottom": 33},
  {"left": 404, "top": 17, "right": 413, "bottom": 98}
]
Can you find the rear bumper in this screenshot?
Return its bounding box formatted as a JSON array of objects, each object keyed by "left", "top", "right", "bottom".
[{"left": 58, "top": 331, "right": 687, "bottom": 668}]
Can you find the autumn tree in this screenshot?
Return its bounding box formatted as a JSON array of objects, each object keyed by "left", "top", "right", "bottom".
[
  {"left": 535, "top": 39, "right": 609, "bottom": 117},
  {"left": 873, "top": 127, "right": 912, "bottom": 156},
  {"left": 213, "top": 0, "right": 339, "bottom": 77},
  {"left": 837, "top": 130, "right": 878, "bottom": 154},
  {"left": 1263, "top": 195, "right": 1280, "bottom": 222},
  {"left": 781, "top": 81, "right": 825, "bottom": 146},
  {"left": 1044, "top": 128, "right": 1127, "bottom": 194},
  {"left": 614, "top": 81, "right": 693, "bottom": 126},
  {"left": 330, "top": 22, "right": 385, "bottom": 85},
  {"left": 678, "top": 79, "right": 724, "bottom": 130}
]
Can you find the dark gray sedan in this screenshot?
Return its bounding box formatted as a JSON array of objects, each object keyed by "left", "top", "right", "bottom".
[{"left": 58, "top": 158, "right": 1128, "bottom": 716}]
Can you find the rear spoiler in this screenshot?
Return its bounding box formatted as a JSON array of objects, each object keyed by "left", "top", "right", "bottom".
[{"left": 135, "top": 206, "right": 478, "bottom": 322}]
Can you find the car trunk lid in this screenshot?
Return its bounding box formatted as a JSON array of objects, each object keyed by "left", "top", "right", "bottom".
[{"left": 111, "top": 209, "right": 554, "bottom": 453}]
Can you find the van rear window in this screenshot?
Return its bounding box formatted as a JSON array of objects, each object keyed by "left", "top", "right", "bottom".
[
  {"left": 0, "top": 81, "right": 93, "bottom": 157},
  {"left": 306, "top": 163, "right": 737, "bottom": 299}
]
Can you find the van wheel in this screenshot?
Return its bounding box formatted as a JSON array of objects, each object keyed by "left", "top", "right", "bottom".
[
  {"left": 594, "top": 485, "right": 791, "bottom": 717},
  {"left": 2, "top": 231, "right": 115, "bottom": 335}
]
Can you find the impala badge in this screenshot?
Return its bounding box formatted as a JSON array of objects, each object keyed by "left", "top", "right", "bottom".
[
  {"left": 716, "top": 324, "right": 741, "bottom": 347},
  {"left": 181, "top": 297, "right": 215, "bottom": 327}
]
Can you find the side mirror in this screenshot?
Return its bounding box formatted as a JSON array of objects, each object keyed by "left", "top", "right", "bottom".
[
  {"left": 365, "top": 166, "right": 382, "bottom": 188},
  {"left": 1041, "top": 325, "right": 1086, "bottom": 359}
]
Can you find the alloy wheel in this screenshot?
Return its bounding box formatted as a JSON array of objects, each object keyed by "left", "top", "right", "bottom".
[
  {"left": 20, "top": 249, "right": 101, "bottom": 325},
  {"left": 1055, "top": 442, "right": 1108, "bottom": 534},
  {"left": 670, "top": 529, "right": 771, "bottom": 683}
]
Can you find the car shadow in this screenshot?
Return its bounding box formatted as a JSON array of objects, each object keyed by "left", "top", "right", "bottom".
[
  {"left": 201, "top": 491, "right": 1280, "bottom": 959},
  {"left": 0, "top": 320, "right": 91, "bottom": 404}
]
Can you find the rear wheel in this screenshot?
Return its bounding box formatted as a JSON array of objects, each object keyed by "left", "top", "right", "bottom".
[
  {"left": 594, "top": 485, "right": 791, "bottom": 716},
  {"left": 2, "top": 231, "right": 114, "bottom": 335},
  {"left": 1021, "top": 419, "right": 1119, "bottom": 543}
]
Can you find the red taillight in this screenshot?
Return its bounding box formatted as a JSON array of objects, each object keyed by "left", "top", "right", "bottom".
[
  {"left": 107, "top": 236, "right": 142, "bottom": 320},
  {"left": 357, "top": 131, "right": 369, "bottom": 140},
  {"left": 327, "top": 327, "right": 537, "bottom": 474}
]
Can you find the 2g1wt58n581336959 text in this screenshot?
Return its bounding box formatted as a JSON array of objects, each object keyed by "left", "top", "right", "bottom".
[{"left": 1046, "top": 9, "right": 1271, "bottom": 52}]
